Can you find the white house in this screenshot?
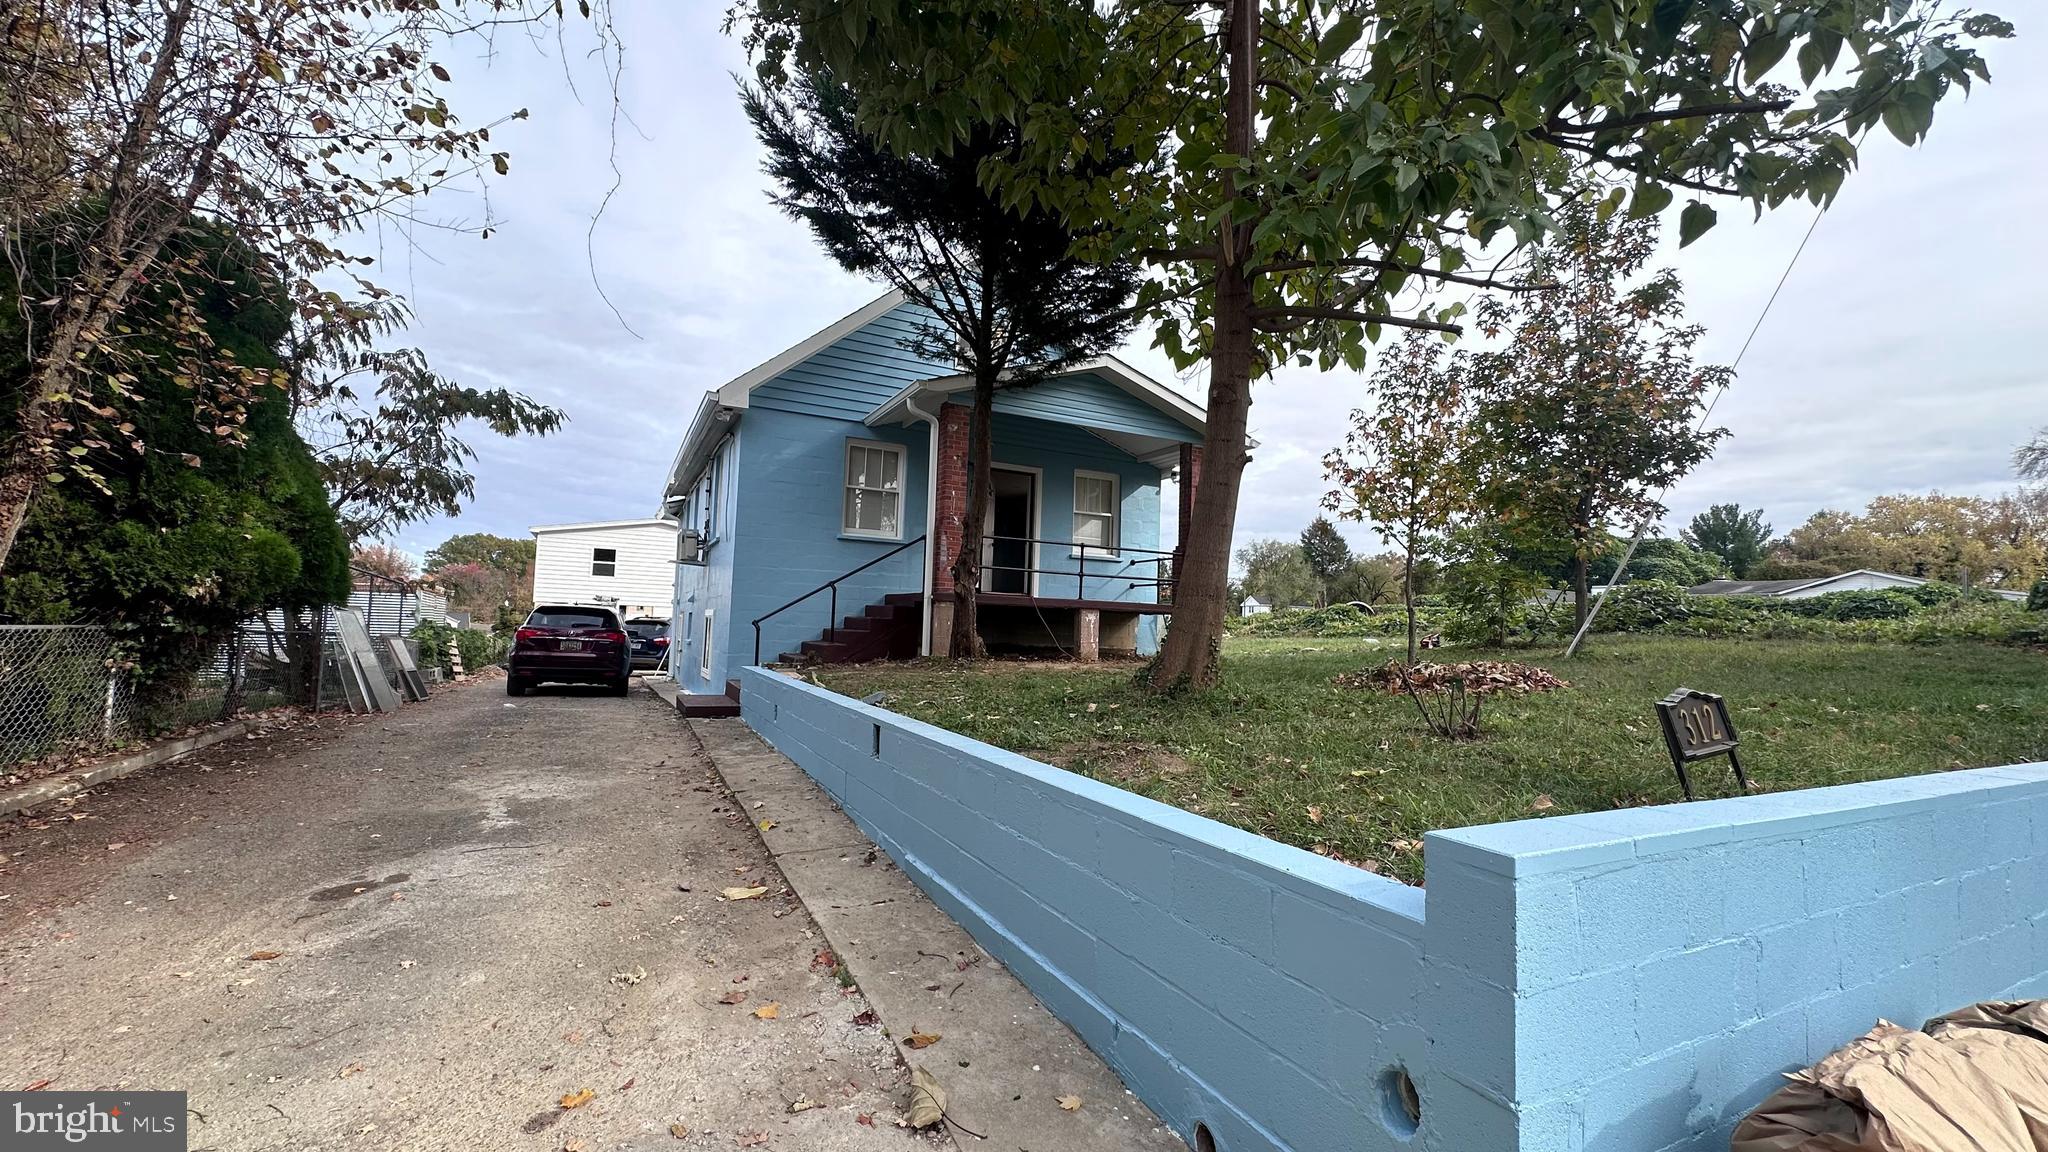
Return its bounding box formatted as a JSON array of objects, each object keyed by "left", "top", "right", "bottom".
[
  {"left": 1689, "top": 569, "right": 2027, "bottom": 603},
  {"left": 530, "top": 518, "right": 677, "bottom": 621},
  {"left": 1241, "top": 596, "right": 1272, "bottom": 618}
]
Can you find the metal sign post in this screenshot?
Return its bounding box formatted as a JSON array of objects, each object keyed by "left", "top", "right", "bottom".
[{"left": 1654, "top": 688, "right": 1751, "bottom": 801}]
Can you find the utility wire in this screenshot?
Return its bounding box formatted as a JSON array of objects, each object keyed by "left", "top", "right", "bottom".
[{"left": 1563, "top": 203, "right": 1830, "bottom": 658}]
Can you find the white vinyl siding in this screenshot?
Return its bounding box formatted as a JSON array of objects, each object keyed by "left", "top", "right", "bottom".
[
  {"left": 530, "top": 520, "right": 676, "bottom": 619},
  {"left": 843, "top": 439, "right": 904, "bottom": 539},
  {"left": 1073, "top": 471, "right": 1119, "bottom": 553}
]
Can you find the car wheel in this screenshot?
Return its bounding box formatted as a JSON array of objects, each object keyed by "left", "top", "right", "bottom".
[
  {"left": 610, "top": 676, "right": 630, "bottom": 697},
  {"left": 506, "top": 677, "right": 526, "bottom": 697}
]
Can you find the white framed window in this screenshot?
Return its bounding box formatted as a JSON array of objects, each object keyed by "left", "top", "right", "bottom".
[
  {"left": 842, "top": 439, "right": 904, "bottom": 539},
  {"left": 591, "top": 547, "right": 617, "bottom": 577},
  {"left": 700, "top": 609, "right": 714, "bottom": 678},
  {"left": 1072, "top": 471, "right": 1119, "bottom": 554}
]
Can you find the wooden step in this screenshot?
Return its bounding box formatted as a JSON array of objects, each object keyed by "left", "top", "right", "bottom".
[
  {"left": 680, "top": 693, "right": 741, "bottom": 718},
  {"left": 883, "top": 593, "right": 923, "bottom": 606}
]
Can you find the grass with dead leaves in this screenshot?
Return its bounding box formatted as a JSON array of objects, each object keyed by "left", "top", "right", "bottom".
[{"left": 814, "top": 635, "right": 2048, "bottom": 885}]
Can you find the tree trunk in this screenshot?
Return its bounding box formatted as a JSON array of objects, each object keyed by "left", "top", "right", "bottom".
[
  {"left": 1403, "top": 557, "right": 1418, "bottom": 666},
  {"left": 948, "top": 378, "right": 995, "bottom": 659},
  {"left": 1572, "top": 550, "right": 1591, "bottom": 632},
  {"left": 1145, "top": 0, "right": 1257, "bottom": 692}
]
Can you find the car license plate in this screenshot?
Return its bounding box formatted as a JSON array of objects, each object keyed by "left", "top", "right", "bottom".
[{"left": 560, "top": 639, "right": 583, "bottom": 652}]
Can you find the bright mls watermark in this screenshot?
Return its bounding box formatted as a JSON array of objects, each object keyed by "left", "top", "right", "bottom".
[{"left": 4, "top": 1092, "right": 186, "bottom": 1150}]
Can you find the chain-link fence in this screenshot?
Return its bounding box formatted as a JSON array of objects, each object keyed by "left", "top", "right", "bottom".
[{"left": 0, "top": 625, "right": 133, "bottom": 766}]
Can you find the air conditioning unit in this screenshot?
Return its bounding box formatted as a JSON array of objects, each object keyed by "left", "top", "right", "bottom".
[{"left": 676, "top": 528, "right": 706, "bottom": 566}]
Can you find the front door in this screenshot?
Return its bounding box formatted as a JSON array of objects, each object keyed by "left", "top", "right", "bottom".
[{"left": 982, "top": 468, "right": 1035, "bottom": 595}]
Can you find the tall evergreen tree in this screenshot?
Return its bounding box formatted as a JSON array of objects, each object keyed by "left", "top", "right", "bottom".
[
  {"left": 744, "top": 70, "right": 1139, "bottom": 658},
  {"left": 1297, "top": 516, "right": 1351, "bottom": 606},
  {"left": 1683, "top": 504, "right": 1772, "bottom": 578}
]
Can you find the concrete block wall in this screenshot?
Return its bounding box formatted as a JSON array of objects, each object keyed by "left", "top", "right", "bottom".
[
  {"left": 1430, "top": 763, "right": 2048, "bottom": 1152},
  {"left": 740, "top": 668, "right": 2048, "bottom": 1152}
]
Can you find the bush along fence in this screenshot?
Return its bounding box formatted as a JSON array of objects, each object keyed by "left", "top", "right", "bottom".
[{"left": 739, "top": 667, "right": 2048, "bottom": 1152}]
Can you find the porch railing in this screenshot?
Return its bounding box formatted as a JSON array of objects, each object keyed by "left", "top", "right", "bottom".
[
  {"left": 752, "top": 535, "right": 926, "bottom": 666},
  {"left": 976, "top": 535, "right": 1176, "bottom": 602}
]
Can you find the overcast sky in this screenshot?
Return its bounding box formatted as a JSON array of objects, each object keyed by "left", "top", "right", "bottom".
[{"left": 379, "top": 5, "right": 2043, "bottom": 568}]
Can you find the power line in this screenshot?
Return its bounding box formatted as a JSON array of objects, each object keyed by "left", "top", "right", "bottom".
[{"left": 1563, "top": 202, "right": 1830, "bottom": 657}]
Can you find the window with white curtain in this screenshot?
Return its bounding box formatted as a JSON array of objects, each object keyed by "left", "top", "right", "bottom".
[
  {"left": 1072, "top": 471, "right": 1119, "bottom": 553},
  {"left": 842, "top": 440, "right": 904, "bottom": 539}
]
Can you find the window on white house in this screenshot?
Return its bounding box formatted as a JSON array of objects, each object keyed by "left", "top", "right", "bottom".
[
  {"left": 843, "top": 440, "right": 903, "bottom": 539},
  {"left": 700, "top": 609, "right": 714, "bottom": 677},
  {"left": 591, "top": 547, "right": 617, "bottom": 577},
  {"left": 1073, "top": 472, "right": 1119, "bottom": 552}
]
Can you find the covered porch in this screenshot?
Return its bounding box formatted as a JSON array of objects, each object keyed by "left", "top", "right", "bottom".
[{"left": 864, "top": 357, "right": 1206, "bottom": 660}]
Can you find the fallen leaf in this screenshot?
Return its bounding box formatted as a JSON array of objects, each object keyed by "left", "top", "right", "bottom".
[
  {"left": 595, "top": 900, "right": 613, "bottom": 908},
  {"left": 737, "top": 1133, "right": 769, "bottom": 1147},
  {"left": 616, "top": 1077, "right": 636, "bottom": 1092},
  {"left": 905, "top": 1067, "right": 947, "bottom": 1129},
  {"left": 851, "top": 1010, "right": 877, "bottom": 1027},
  {"left": 719, "top": 991, "right": 748, "bottom": 1005},
  {"left": 722, "top": 886, "right": 768, "bottom": 901},
  {"left": 247, "top": 950, "right": 283, "bottom": 961},
  {"left": 753, "top": 1003, "right": 781, "bottom": 1020},
  {"left": 669, "top": 1123, "right": 690, "bottom": 1139},
  {"left": 1530, "top": 794, "right": 1555, "bottom": 812},
  {"left": 398, "top": 958, "right": 417, "bottom": 969},
  {"left": 106, "top": 842, "right": 126, "bottom": 851},
  {"left": 856, "top": 1113, "right": 875, "bottom": 1127},
  {"left": 338, "top": 1062, "right": 364, "bottom": 1079},
  {"left": 610, "top": 965, "right": 647, "bottom": 986},
  {"left": 21, "top": 1079, "right": 52, "bottom": 1092},
  {"left": 1057, "top": 1095, "right": 1083, "bottom": 1111},
  {"left": 904, "top": 1030, "right": 941, "bottom": 1049},
  {"left": 559, "top": 1088, "right": 596, "bottom": 1110},
  {"left": 811, "top": 949, "right": 836, "bottom": 971},
  {"left": 565, "top": 1141, "right": 588, "bottom": 1152},
  {"left": 1306, "top": 805, "right": 1324, "bottom": 824},
  {"left": 757, "top": 819, "right": 776, "bottom": 831},
  {"left": 787, "top": 1096, "right": 818, "bottom": 1113}
]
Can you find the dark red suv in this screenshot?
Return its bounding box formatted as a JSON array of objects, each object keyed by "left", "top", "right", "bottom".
[{"left": 507, "top": 605, "right": 633, "bottom": 696}]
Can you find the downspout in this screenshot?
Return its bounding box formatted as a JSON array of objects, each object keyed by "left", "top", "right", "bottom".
[{"left": 904, "top": 390, "right": 941, "bottom": 657}]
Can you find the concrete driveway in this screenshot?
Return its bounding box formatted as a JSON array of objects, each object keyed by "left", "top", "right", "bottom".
[{"left": 0, "top": 677, "right": 926, "bottom": 1151}]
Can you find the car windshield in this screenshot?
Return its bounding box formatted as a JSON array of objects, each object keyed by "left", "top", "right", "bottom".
[
  {"left": 528, "top": 610, "right": 614, "bottom": 630},
  {"left": 624, "top": 621, "right": 668, "bottom": 639}
]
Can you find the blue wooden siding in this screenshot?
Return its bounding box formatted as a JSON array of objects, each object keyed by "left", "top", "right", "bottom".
[
  {"left": 749, "top": 303, "right": 954, "bottom": 420},
  {"left": 962, "top": 371, "right": 1201, "bottom": 443},
  {"left": 725, "top": 406, "right": 930, "bottom": 677},
  {"left": 674, "top": 431, "right": 741, "bottom": 692},
  {"left": 984, "top": 414, "right": 1166, "bottom": 609}
]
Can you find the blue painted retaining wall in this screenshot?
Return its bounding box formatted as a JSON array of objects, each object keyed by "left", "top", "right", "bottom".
[{"left": 738, "top": 668, "right": 2048, "bottom": 1152}]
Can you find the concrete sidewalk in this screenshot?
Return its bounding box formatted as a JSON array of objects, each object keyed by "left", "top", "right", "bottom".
[
  {"left": 692, "top": 716, "right": 1187, "bottom": 1152},
  {"left": 0, "top": 679, "right": 923, "bottom": 1151}
]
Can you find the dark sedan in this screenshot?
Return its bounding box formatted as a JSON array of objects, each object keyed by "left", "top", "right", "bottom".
[
  {"left": 507, "top": 605, "right": 632, "bottom": 696},
  {"left": 624, "top": 616, "right": 672, "bottom": 670}
]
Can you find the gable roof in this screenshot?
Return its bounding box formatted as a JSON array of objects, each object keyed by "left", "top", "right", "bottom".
[
  {"left": 867, "top": 354, "right": 1204, "bottom": 438},
  {"left": 714, "top": 289, "right": 910, "bottom": 409},
  {"left": 1687, "top": 569, "right": 1926, "bottom": 597}
]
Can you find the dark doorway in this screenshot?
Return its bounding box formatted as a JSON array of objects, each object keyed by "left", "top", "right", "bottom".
[{"left": 983, "top": 468, "right": 1035, "bottom": 595}]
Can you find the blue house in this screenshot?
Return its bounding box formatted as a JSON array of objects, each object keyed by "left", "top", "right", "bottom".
[{"left": 660, "top": 290, "right": 1207, "bottom": 701}]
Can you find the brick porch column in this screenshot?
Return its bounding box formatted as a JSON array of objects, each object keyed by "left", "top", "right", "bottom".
[
  {"left": 1173, "top": 444, "right": 1203, "bottom": 601},
  {"left": 929, "top": 403, "right": 971, "bottom": 656}
]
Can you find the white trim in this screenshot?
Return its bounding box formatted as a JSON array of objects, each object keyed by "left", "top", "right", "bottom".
[
  {"left": 700, "top": 609, "right": 714, "bottom": 680},
  {"left": 864, "top": 354, "right": 1206, "bottom": 437},
  {"left": 1070, "top": 469, "right": 1121, "bottom": 558},
  {"left": 715, "top": 289, "right": 909, "bottom": 409},
  {"left": 590, "top": 546, "right": 618, "bottom": 578},
  {"left": 904, "top": 393, "right": 942, "bottom": 658},
  {"left": 982, "top": 463, "right": 1043, "bottom": 597},
  {"left": 532, "top": 517, "right": 677, "bottom": 534},
  {"left": 841, "top": 437, "right": 909, "bottom": 541}
]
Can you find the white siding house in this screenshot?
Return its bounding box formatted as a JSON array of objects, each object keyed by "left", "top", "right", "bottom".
[
  {"left": 531, "top": 519, "right": 676, "bottom": 620},
  {"left": 1690, "top": 569, "right": 2027, "bottom": 602}
]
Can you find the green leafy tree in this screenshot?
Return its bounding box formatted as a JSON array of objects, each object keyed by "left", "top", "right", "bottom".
[
  {"left": 2017, "top": 428, "right": 2047, "bottom": 483},
  {"left": 1683, "top": 504, "right": 1772, "bottom": 578},
  {"left": 742, "top": 69, "right": 1139, "bottom": 659},
  {"left": 0, "top": 220, "right": 348, "bottom": 708},
  {"left": 1324, "top": 330, "right": 1473, "bottom": 663},
  {"left": 1297, "top": 516, "right": 1351, "bottom": 606},
  {"left": 0, "top": 0, "right": 612, "bottom": 572},
  {"left": 1330, "top": 555, "right": 1396, "bottom": 606},
  {"left": 733, "top": 0, "right": 2011, "bottom": 689},
  {"left": 1235, "top": 539, "right": 1320, "bottom": 611},
  {"left": 425, "top": 532, "right": 536, "bottom": 621},
  {"left": 1466, "top": 199, "right": 1731, "bottom": 631}
]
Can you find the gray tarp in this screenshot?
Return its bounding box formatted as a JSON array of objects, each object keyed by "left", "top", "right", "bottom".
[{"left": 1732, "top": 1001, "right": 2048, "bottom": 1152}]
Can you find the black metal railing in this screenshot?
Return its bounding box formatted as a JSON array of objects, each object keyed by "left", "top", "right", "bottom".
[
  {"left": 975, "top": 535, "right": 1176, "bottom": 602},
  {"left": 752, "top": 535, "right": 926, "bottom": 665}
]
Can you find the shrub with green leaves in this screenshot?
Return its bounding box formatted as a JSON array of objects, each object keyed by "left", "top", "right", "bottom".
[
  {"left": 2027, "top": 578, "right": 2048, "bottom": 613},
  {"left": 411, "top": 619, "right": 509, "bottom": 678},
  {"left": 1814, "top": 589, "right": 1919, "bottom": 621}
]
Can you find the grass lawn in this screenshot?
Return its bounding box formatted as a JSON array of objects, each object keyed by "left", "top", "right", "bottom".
[{"left": 813, "top": 635, "right": 2048, "bottom": 885}]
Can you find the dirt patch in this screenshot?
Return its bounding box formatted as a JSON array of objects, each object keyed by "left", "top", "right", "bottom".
[{"left": 1045, "top": 739, "right": 1201, "bottom": 784}]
